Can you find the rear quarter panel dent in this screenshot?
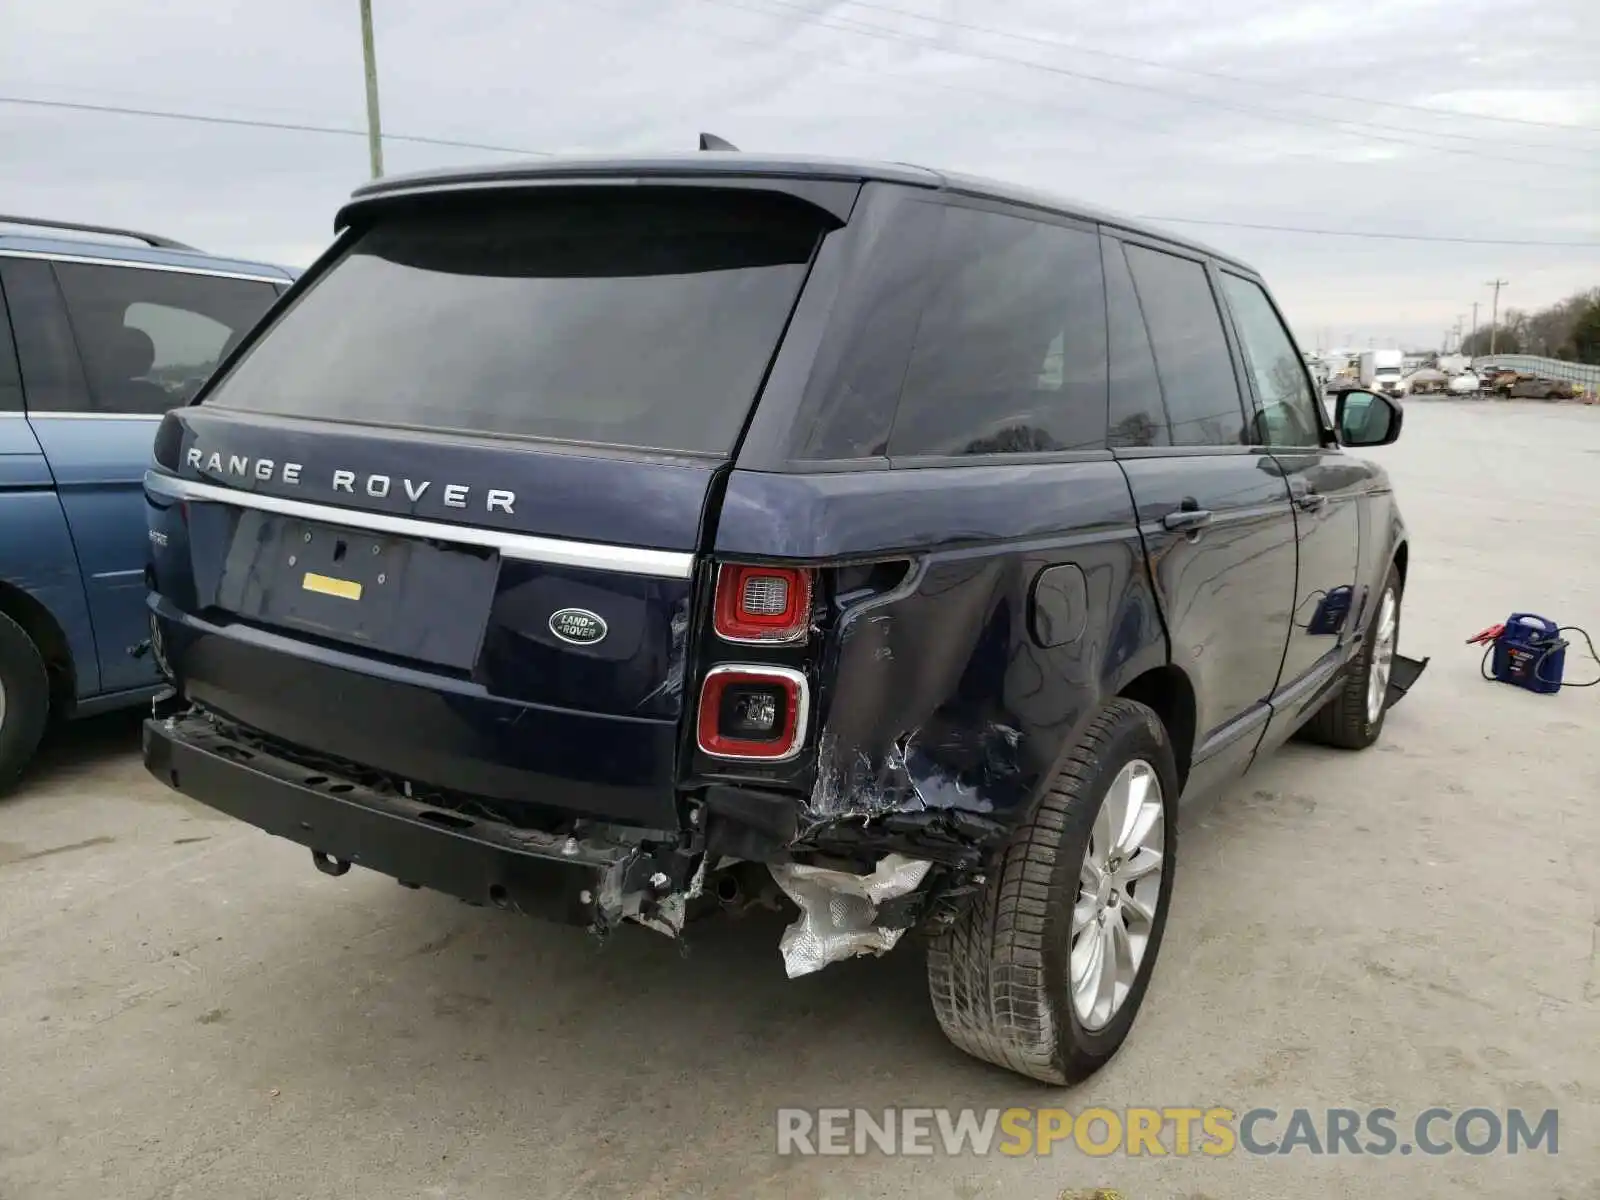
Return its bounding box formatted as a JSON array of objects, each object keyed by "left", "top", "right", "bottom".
[{"left": 797, "top": 469, "right": 1165, "bottom": 849}]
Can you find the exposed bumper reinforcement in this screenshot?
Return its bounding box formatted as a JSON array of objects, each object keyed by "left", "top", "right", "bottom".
[
  {"left": 1386, "top": 653, "right": 1429, "bottom": 707},
  {"left": 142, "top": 711, "right": 700, "bottom": 931}
]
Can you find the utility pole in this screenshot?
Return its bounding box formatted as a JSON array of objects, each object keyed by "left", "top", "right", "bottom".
[
  {"left": 1486, "top": 278, "right": 1508, "bottom": 356},
  {"left": 360, "top": 0, "right": 384, "bottom": 179}
]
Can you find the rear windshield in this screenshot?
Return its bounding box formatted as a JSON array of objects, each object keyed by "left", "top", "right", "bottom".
[{"left": 204, "top": 190, "right": 824, "bottom": 454}]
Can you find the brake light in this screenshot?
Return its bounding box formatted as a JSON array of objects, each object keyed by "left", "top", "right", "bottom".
[
  {"left": 696, "top": 665, "right": 809, "bottom": 761},
  {"left": 713, "top": 564, "right": 813, "bottom": 643}
]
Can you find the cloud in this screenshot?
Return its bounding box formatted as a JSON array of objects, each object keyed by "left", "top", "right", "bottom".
[{"left": 3, "top": 0, "right": 1596, "bottom": 347}]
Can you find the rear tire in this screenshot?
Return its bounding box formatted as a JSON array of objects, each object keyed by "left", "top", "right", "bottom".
[
  {"left": 1302, "top": 565, "right": 1402, "bottom": 750},
  {"left": 926, "top": 699, "right": 1179, "bottom": 1084},
  {"left": 0, "top": 612, "right": 51, "bottom": 796}
]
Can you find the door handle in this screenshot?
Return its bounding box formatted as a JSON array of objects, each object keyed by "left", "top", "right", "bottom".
[
  {"left": 1295, "top": 490, "right": 1328, "bottom": 512},
  {"left": 1162, "top": 506, "right": 1213, "bottom": 532}
]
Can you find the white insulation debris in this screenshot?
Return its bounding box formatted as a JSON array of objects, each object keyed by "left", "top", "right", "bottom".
[{"left": 769, "top": 854, "right": 933, "bottom": 978}]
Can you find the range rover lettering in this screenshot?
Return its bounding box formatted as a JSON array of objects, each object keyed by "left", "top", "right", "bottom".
[{"left": 141, "top": 153, "right": 1423, "bottom": 1083}]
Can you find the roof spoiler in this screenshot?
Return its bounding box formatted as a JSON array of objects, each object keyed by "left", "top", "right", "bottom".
[
  {"left": 698, "top": 132, "right": 739, "bottom": 151},
  {"left": 0, "top": 213, "right": 197, "bottom": 251}
]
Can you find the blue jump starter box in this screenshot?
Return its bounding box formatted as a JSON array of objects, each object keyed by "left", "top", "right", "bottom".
[{"left": 1490, "top": 614, "right": 1567, "bottom": 694}]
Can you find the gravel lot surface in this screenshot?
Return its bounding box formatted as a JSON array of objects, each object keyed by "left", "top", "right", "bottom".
[{"left": 2, "top": 400, "right": 1597, "bottom": 1199}]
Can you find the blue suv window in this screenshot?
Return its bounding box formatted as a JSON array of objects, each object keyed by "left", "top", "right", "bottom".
[
  {"left": 0, "top": 278, "right": 21, "bottom": 412},
  {"left": 0, "top": 258, "right": 88, "bottom": 413},
  {"left": 205, "top": 191, "right": 825, "bottom": 455},
  {"left": 887, "top": 206, "right": 1108, "bottom": 458},
  {"left": 52, "top": 262, "right": 279, "bottom": 414}
]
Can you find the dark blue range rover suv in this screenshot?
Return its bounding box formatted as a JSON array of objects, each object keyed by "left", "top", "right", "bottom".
[{"left": 140, "top": 154, "right": 1420, "bottom": 1083}]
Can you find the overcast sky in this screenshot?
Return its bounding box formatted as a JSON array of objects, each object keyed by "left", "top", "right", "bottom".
[{"left": 4, "top": 0, "right": 1597, "bottom": 350}]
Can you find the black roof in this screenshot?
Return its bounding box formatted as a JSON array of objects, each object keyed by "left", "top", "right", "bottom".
[{"left": 338, "top": 152, "right": 1247, "bottom": 270}]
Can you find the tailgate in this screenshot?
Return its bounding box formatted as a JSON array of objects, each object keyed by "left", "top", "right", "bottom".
[
  {"left": 144, "top": 185, "right": 835, "bottom": 820},
  {"left": 146, "top": 419, "right": 710, "bottom": 825}
]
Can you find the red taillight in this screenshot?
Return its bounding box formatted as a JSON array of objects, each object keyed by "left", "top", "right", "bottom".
[
  {"left": 713, "top": 564, "right": 813, "bottom": 644},
  {"left": 696, "top": 665, "right": 809, "bottom": 761}
]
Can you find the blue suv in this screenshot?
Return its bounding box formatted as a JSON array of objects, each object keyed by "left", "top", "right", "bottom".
[{"left": 0, "top": 216, "right": 292, "bottom": 789}]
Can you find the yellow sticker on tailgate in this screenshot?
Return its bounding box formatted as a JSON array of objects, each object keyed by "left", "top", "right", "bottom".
[{"left": 302, "top": 572, "right": 363, "bottom": 601}]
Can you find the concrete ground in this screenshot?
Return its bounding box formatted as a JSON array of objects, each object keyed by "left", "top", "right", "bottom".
[{"left": 2, "top": 401, "right": 1597, "bottom": 1200}]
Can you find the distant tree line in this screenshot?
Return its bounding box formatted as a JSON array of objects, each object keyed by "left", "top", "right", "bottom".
[{"left": 1460, "top": 287, "right": 1600, "bottom": 363}]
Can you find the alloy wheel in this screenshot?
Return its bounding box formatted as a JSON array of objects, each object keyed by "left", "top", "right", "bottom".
[
  {"left": 1366, "top": 589, "right": 1398, "bottom": 725},
  {"left": 1071, "top": 759, "right": 1165, "bottom": 1031}
]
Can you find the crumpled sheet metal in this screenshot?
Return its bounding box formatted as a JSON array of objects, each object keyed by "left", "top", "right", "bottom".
[{"left": 769, "top": 854, "right": 933, "bottom": 979}]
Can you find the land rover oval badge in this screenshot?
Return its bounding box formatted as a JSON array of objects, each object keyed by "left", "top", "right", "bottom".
[{"left": 549, "top": 608, "right": 608, "bottom": 646}]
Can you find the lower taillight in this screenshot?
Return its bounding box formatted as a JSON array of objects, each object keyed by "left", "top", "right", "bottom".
[{"left": 696, "top": 665, "right": 809, "bottom": 761}]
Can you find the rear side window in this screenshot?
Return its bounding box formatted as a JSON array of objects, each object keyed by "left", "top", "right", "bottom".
[
  {"left": 1122, "top": 244, "right": 1247, "bottom": 447},
  {"left": 206, "top": 191, "right": 825, "bottom": 455},
  {"left": 887, "top": 206, "right": 1108, "bottom": 457},
  {"left": 794, "top": 200, "right": 943, "bottom": 461},
  {"left": 53, "top": 263, "right": 279, "bottom": 414},
  {"left": 1103, "top": 237, "right": 1166, "bottom": 448}
]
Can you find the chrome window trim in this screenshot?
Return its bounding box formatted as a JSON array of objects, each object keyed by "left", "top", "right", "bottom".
[
  {"left": 0, "top": 249, "right": 289, "bottom": 285},
  {"left": 144, "top": 471, "right": 696, "bottom": 579}
]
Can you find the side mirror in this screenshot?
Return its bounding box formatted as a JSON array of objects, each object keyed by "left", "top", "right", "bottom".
[{"left": 1336, "top": 389, "right": 1403, "bottom": 447}]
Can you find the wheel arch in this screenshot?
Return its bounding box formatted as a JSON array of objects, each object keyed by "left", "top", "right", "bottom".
[
  {"left": 0, "top": 580, "right": 77, "bottom": 718},
  {"left": 1116, "top": 664, "right": 1197, "bottom": 792}
]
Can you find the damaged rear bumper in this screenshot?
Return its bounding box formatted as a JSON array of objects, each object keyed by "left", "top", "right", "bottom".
[
  {"left": 143, "top": 704, "right": 1000, "bottom": 977},
  {"left": 142, "top": 707, "right": 702, "bottom": 933}
]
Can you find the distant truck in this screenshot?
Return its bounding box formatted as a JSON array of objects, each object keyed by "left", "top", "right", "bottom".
[
  {"left": 1359, "top": 350, "right": 1406, "bottom": 396},
  {"left": 1437, "top": 353, "right": 1470, "bottom": 375}
]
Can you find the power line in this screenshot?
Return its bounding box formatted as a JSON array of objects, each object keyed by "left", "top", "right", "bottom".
[
  {"left": 1135, "top": 216, "right": 1600, "bottom": 248},
  {"left": 735, "top": 0, "right": 1598, "bottom": 160},
  {"left": 579, "top": 0, "right": 1598, "bottom": 201},
  {"left": 0, "top": 95, "right": 550, "bottom": 158},
  {"left": 7, "top": 81, "right": 1596, "bottom": 247},
  {"left": 797, "top": 0, "right": 1600, "bottom": 137},
  {"left": 698, "top": 0, "right": 1600, "bottom": 170}
]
